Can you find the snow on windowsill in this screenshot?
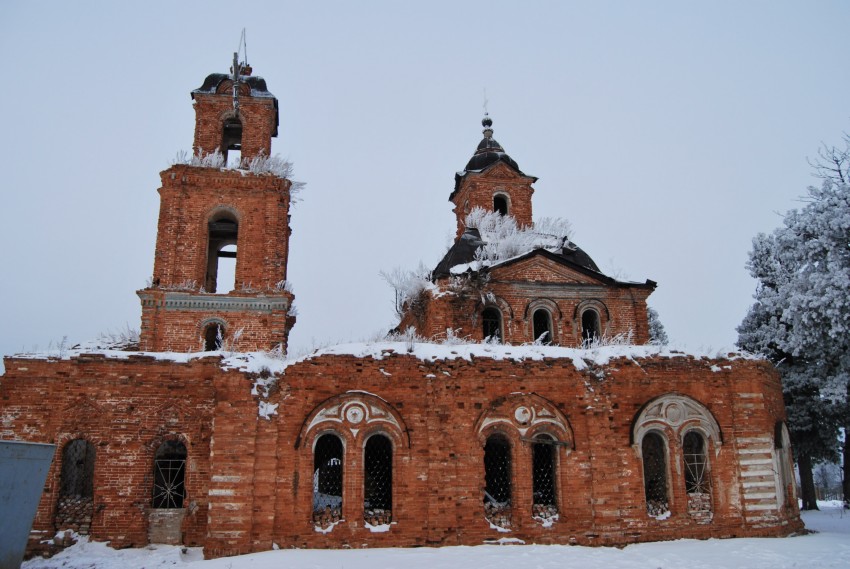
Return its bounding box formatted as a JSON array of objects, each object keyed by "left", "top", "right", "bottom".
[
  {"left": 314, "top": 519, "right": 342, "bottom": 534},
  {"left": 365, "top": 521, "right": 396, "bottom": 533}
]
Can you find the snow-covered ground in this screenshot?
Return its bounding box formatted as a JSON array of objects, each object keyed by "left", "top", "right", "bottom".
[{"left": 22, "top": 502, "right": 850, "bottom": 569}]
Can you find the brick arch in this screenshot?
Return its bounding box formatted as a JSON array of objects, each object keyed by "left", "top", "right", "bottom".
[
  {"left": 523, "top": 298, "right": 562, "bottom": 320},
  {"left": 474, "top": 393, "right": 574, "bottom": 452},
  {"left": 198, "top": 317, "right": 228, "bottom": 349},
  {"left": 475, "top": 295, "right": 514, "bottom": 321},
  {"left": 205, "top": 204, "right": 242, "bottom": 224},
  {"left": 215, "top": 82, "right": 250, "bottom": 97},
  {"left": 145, "top": 431, "right": 191, "bottom": 453},
  {"left": 573, "top": 299, "right": 610, "bottom": 321},
  {"left": 631, "top": 393, "right": 722, "bottom": 450},
  {"left": 295, "top": 392, "right": 410, "bottom": 450},
  {"left": 55, "top": 431, "right": 102, "bottom": 449}
]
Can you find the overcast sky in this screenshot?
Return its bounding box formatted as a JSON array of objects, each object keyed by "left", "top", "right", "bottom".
[{"left": 2, "top": 1, "right": 849, "bottom": 367}]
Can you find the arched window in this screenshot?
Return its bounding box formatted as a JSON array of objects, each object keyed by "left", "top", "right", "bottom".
[
  {"left": 683, "top": 431, "right": 711, "bottom": 517},
  {"left": 55, "top": 439, "right": 95, "bottom": 534},
  {"left": 313, "top": 434, "right": 344, "bottom": 528},
  {"left": 221, "top": 116, "right": 243, "bottom": 168},
  {"left": 482, "top": 307, "right": 502, "bottom": 342},
  {"left": 203, "top": 322, "right": 224, "bottom": 351},
  {"left": 364, "top": 434, "right": 393, "bottom": 526},
  {"left": 493, "top": 194, "right": 509, "bottom": 216},
  {"left": 532, "top": 434, "right": 558, "bottom": 523},
  {"left": 483, "top": 433, "right": 512, "bottom": 529},
  {"left": 581, "top": 309, "right": 600, "bottom": 346},
  {"left": 206, "top": 213, "right": 238, "bottom": 293},
  {"left": 642, "top": 432, "right": 669, "bottom": 517},
  {"left": 151, "top": 440, "right": 187, "bottom": 509},
  {"left": 532, "top": 309, "right": 552, "bottom": 344}
]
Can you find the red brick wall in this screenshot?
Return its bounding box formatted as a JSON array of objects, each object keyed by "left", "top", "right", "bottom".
[
  {"left": 192, "top": 91, "right": 277, "bottom": 160},
  {"left": 149, "top": 165, "right": 291, "bottom": 291},
  {"left": 138, "top": 164, "right": 294, "bottom": 352},
  {"left": 401, "top": 266, "right": 653, "bottom": 346},
  {"left": 137, "top": 289, "right": 294, "bottom": 353},
  {"left": 451, "top": 164, "right": 535, "bottom": 239},
  {"left": 0, "top": 355, "right": 218, "bottom": 552},
  {"left": 0, "top": 350, "right": 801, "bottom": 558}
]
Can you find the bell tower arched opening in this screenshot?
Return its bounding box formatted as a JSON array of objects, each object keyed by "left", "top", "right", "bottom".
[
  {"left": 221, "top": 116, "right": 243, "bottom": 168},
  {"left": 206, "top": 212, "right": 238, "bottom": 293}
]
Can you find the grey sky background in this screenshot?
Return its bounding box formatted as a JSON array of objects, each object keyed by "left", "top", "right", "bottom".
[{"left": 2, "top": 1, "right": 849, "bottom": 367}]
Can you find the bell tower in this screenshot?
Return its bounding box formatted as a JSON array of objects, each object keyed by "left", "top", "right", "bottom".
[
  {"left": 138, "top": 55, "right": 296, "bottom": 353},
  {"left": 449, "top": 115, "right": 537, "bottom": 239}
]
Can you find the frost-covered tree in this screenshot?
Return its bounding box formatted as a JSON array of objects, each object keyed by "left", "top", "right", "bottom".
[
  {"left": 647, "top": 306, "right": 668, "bottom": 345},
  {"left": 465, "top": 208, "right": 573, "bottom": 266},
  {"left": 737, "top": 180, "right": 850, "bottom": 510}
]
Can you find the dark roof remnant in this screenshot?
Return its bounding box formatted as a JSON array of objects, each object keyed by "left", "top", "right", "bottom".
[
  {"left": 433, "top": 227, "right": 486, "bottom": 279},
  {"left": 432, "top": 225, "right": 622, "bottom": 285},
  {"left": 192, "top": 73, "right": 276, "bottom": 99},
  {"left": 451, "top": 115, "right": 537, "bottom": 200},
  {"left": 191, "top": 73, "right": 279, "bottom": 138}
]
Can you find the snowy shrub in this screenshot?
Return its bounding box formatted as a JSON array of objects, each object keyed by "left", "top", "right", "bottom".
[
  {"left": 172, "top": 148, "right": 226, "bottom": 169},
  {"left": 161, "top": 280, "right": 198, "bottom": 292},
  {"left": 172, "top": 149, "right": 306, "bottom": 198},
  {"left": 380, "top": 263, "right": 437, "bottom": 317},
  {"left": 246, "top": 151, "right": 307, "bottom": 197},
  {"left": 464, "top": 208, "right": 572, "bottom": 266},
  {"left": 386, "top": 326, "right": 424, "bottom": 353},
  {"left": 581, "top": 329, "right": 634, "bottom": 349},
  {"left": 97, "top": 325, "right": 140, "bottom": 351}
]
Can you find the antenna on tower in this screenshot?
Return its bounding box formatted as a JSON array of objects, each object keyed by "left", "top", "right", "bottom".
[
  {"left": 237, "top": 28, "right": 248, "bottom": 67},
  {"left": 231, "top": 51, "right": 241, "bottom": 114},
  {"left": 231, "top": 29, "right": 249, "bottom": 114}
]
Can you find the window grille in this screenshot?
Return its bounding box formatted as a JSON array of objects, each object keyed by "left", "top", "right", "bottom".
[
  {"left": 532, "top": 435, "right": 558, "bottom": 522},
  {"left": 55, "top": 439, "right": 95, "bottom": 534},
  {"left": 363, "top": 434, "right": 393, "bottom": 526},
  {"left": 313, "top": 434, "right": 344, "bottom": 528},
  {"left": 483, "top": 434, "right": 512, "bottom": 529},
  {"left": 482, "top": 308, "right": 502, "bottom": 342},
  {"left": 152, "top": 440, "right": 187, "bottom": 509},
  {"left": 642, "top": 432, "right": 669, "bottom": 516},
  {"left": 683, "top": 431, "right": 712, "bottom": 516}
]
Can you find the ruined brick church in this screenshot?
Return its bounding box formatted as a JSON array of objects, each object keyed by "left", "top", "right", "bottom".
[{"left": 0, "top": 60, "right": 802, "bottom": 559}]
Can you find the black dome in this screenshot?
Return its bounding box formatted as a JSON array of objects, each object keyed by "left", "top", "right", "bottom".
[{"left": 463, "top": 116, "right": 523, "bottom": 173}]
